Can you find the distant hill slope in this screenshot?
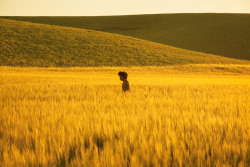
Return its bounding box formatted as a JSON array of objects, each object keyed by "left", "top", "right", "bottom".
[
  {"left": 0, "top": 19, "right": 248, "bottom": 67},
  {"left": 2, "top": 13, "right": 249, "bottom": 60}
]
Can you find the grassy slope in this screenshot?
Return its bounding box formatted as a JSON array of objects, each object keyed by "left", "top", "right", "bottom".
[
  {"left": 0, "top": 19, "right": 248, "bottom": 67},
  {"left": 2, "top": 13, "right": 250, "bottom": 60}
]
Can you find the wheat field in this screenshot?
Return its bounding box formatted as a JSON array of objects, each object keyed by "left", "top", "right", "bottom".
[
  {"left": 0, "top": 65, "right": 249, "bottom": 166},
  {"left": 2, "top": 14, "right": 250, "bottom": 60},
  {"left": 1, "top": 19, "right": 249, "bottom": 67}
]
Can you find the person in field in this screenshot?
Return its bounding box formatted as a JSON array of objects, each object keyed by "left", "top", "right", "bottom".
[{"left": 118, "top": 71, "right": 129, "bottom": 92}]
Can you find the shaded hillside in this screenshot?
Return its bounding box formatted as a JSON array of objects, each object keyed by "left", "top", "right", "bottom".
[
  {"left": 2, "top": 13, "right": 250, "bottom": 60},
  {"left": 0, "top": 19, "right": 248, "bottom": 67}
]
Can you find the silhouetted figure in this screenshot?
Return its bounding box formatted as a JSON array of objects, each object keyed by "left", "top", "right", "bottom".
[{"left": 118, "top": 71, "right": 129, "bottom": 92}]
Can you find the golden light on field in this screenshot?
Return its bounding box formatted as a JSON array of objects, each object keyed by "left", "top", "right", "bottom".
[
  {"left": 0, "top": 65, "right": 249, "bottom": 166},
  {"left": 0, "top": 0, "right": 250, "bottom": 16}
]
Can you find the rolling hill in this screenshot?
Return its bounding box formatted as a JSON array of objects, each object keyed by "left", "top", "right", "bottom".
[
  {"left": 1, "top": 13, "right": 250, "bottom": 60},
  {"left": 0, "top": 19, "right": 248, "bottom": 67}
]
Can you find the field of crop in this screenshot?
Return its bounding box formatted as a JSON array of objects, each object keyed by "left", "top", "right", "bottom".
[
  {"left": 0, "top": 65, "right": 249, "bottom": 166},
  {"left": 2, "top": 13, "right": 250, "bottom": 60},
  {"left": 1, "top": 19, "right": 249, "bottom": 67}
]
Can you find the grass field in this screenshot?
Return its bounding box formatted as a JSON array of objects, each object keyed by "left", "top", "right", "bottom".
[
  {"left": 1, "top": 19, "right": 249, "bottom": 67},
  {"left": 2, "top": 13, "right": 250, "bottom": 60},
  {"left": 0, "top": 65, "right": 249, "bottom": 166}
]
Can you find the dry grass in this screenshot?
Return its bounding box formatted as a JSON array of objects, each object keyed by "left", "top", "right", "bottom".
[
  {"left": 0, "top": 65, "right": 249, "bottom": 166},
  {"left": 1, "top": 19, "right": 249, "bottom": 67},
  {"left": 2, "top": 13, "right": 250, "bottom": 60}
]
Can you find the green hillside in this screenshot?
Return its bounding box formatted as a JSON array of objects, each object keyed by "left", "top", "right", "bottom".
[
  {"left": 0, "top": 19, "right": 248, "bottom": 67},
  {"left": 2, "top": 13, "right": 249, "bottom": 60}
]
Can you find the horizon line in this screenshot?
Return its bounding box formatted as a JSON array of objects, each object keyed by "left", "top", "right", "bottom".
[{"left": 1, "top": 12, "right": 250, "bottom": 17}]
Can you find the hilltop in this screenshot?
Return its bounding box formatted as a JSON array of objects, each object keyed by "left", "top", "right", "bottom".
[
  {"left": 2, "top": 13, "right": 250, "bottom": 60},
  {"left": 0, "top": 19, "right": 248, "bottom": 67}
]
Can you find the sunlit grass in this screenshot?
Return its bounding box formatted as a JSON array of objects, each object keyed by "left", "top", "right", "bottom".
[
  {"left": 0, "top": 65, "right": 249, "bottom": 166},
  {"left": 2, "top": 14, "right": 250, "bottom": 60},
  {"left": 1, "top": 19, "right": 249, "bottom": 67}
]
